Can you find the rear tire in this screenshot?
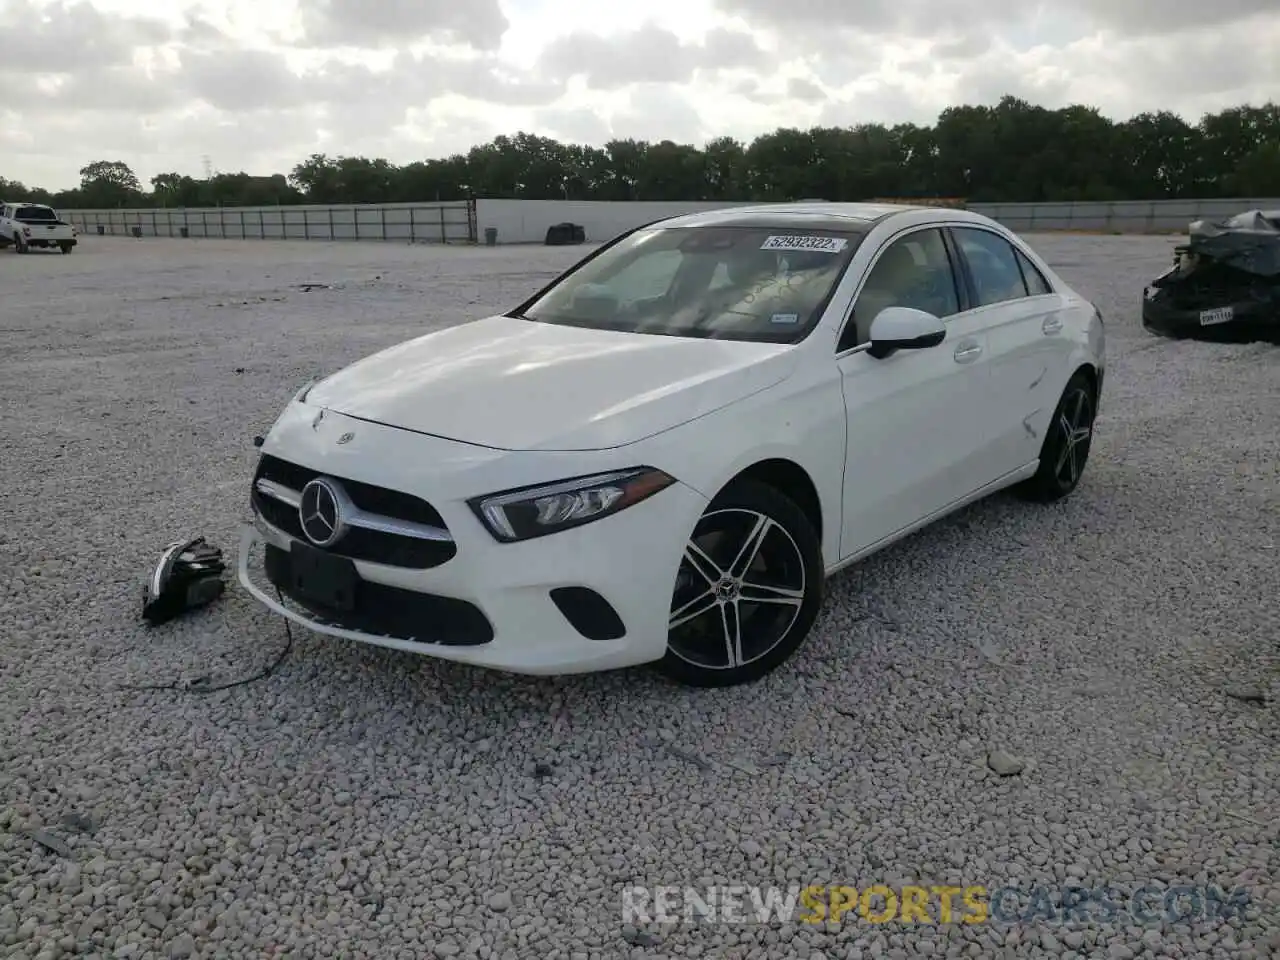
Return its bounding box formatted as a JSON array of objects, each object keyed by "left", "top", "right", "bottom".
[
  {"left": 655, "top": 479, "right": 824, "bottom": 688},
  {"left": 59, "top": 242, "right": 73, "bottom": 254},
  {"left": 1013, "top": 370, "right": 1096, "bottom": 503}
]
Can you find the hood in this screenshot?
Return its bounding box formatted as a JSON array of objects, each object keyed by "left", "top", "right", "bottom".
[
  {"left": 303, "top": 315, "right": 796, "bottom": 451},
  {"left": 1185, "top": 210, "right": 1280, "bottom": 278}
]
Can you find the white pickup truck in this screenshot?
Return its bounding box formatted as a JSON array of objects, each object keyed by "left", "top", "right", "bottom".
[{"left": 0, "top": 201, "right": 77, "bottom": 253}]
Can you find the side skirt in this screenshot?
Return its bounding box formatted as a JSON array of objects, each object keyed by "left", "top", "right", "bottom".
[{"left": 824, "top": 461, "right": 1040, "bottom": 578}]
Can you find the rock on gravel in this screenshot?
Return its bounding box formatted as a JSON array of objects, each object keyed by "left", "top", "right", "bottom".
[
  {"left": 986, "top": 750, "right": 1026, "bottom": 777},
  {"left": 0, "top": 235, "right": 1277, "bottom": 957}
]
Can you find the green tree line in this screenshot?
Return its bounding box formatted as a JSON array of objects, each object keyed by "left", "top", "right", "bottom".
[{"left": 4, "top": 96, "right": 1279, "bottom": 210}]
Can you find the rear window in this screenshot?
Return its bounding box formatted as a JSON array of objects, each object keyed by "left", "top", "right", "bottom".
[{"left": 14, "top": 206, "right": 57, "bottom": 222}]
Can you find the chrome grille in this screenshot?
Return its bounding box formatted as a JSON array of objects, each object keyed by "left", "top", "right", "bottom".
[{"left": 251, "top": 454, "right": 456, "bottom": 569}]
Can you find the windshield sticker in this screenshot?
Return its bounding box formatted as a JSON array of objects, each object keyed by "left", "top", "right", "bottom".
[
  {"left": 761, "top": 235, "right": 848, "bottom": 253},
  {"left": 771, "top": 313, "right": 800, "bottom": 324}
]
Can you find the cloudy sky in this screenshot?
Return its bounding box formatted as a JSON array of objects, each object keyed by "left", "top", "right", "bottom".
[{"left": 4, "top": 0, "right": 1278, "bottom": 191}]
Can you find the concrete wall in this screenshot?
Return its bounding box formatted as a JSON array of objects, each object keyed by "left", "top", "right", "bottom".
[
  {"left": 480, "top": 197, "right": 1280, "bottom": 243},
  {"left": 474, "top": 199, "right": 761, "bottom": 245},
  {"left": 63, "top": 201, "right": 474, "bottom": 243},
  {"left": 969, "top": 198, "right": 1280, "bottom": 233},
  {"left": 58, "top": 197, "right": 1280, "bottom": 246}
]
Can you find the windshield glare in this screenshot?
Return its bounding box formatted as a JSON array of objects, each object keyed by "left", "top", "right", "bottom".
[{"left": 519, "top": 225, "right": 866, "bottom": 342}]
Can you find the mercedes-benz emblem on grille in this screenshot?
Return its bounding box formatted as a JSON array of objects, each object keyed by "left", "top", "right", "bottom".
[
  {"left": 298, "top": 477, "right": 347, "bottom": 547},
  {"left": 336, "top": 432, "right": 354, "bottom": 444}
]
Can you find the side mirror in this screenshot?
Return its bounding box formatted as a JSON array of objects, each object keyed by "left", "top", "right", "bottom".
[{"left": 866, "top": 307, "right": 946, "bottom": 359}]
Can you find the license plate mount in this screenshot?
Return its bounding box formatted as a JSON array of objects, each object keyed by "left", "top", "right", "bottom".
[
  {"left": 1199, "top": 306, "right": 1234, "bottom": 326},
  {"left": 288, "top": 542, "right": 358, "bottom": 612}
]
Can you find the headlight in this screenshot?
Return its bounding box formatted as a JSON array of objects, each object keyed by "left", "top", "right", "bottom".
[{"left": 469, "top": 467, "right": 675, "bottom": 542}]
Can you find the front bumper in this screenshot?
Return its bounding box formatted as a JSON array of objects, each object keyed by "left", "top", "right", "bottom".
[
  {"left": 236, "top": 407, "right": 709, "bottom": 676},
  {"left": 1142, "top": 286, "right": 1280, "bottom": 338}
]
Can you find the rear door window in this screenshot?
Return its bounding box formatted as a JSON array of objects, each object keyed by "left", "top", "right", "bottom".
[{"left": 952, "top": 227, "right": 1030, "bottom": 307}]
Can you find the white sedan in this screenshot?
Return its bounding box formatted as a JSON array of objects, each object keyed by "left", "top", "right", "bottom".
[{"left": 239, "top": 203, "right": 1104, "bottom": 687}]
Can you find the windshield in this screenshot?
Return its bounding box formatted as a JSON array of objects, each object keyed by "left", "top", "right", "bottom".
[
  {"left": 517, "top": 224, "right": 867, "bottom": 342},
  {"left": 15, "top": 206, "right": 57, "bottom": 222}
]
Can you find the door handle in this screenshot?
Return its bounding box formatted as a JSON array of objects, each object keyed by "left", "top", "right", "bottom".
[
  {"left": 953, "top": 341, "right": 983, "bottom": 363},
  {"left": 1042, "top": 316, "right": 1063, "bottom": 335}
]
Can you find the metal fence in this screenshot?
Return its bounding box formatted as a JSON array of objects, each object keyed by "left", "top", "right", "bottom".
[
  {"left": 64, "top": 201, "right": 477, "bottom": 243},
  {"left": 970, "top": 197, "right": 1280, "bottom": 233}
]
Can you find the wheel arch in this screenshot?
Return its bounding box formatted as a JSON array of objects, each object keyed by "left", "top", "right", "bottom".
[
  {"left": 1072, "top": 360, "right": 1101, "bottom": 402},
  {"left": 720, "top": 458, "right": 824, "bottom": 547}
]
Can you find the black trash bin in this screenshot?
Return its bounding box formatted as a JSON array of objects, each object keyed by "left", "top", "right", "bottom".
[
  {"left": 179, "top": 227, "right": 189, "bottom": 238},
  {"left": 484, "top": 227, "right": 498, "bottom": 246},
  {"left": 96, "top": 225, "right": 105, "bottom": 236},
  {"left": 131, "top": 226, "right": 142, "bottom": 239}
]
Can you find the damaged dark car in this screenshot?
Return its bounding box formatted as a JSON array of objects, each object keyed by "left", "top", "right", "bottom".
[{"left": 1142, "top": 209, "right": 1280, "bottom": 341}]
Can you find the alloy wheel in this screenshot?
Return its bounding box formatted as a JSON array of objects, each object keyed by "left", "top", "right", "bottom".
[
  {"left": 1053, "top": 386, "right": 1094, "bottom": 488},
  {"left": 667, "top": 507, "right": 807, "bottom": 671}
]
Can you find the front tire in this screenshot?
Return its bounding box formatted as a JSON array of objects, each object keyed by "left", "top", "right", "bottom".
[
  {"left": 1014, "top": 370, "right": 1096, "bottom": 503},
  {"left": 656, "top": 479, "right": 824, "bottom": 687}
]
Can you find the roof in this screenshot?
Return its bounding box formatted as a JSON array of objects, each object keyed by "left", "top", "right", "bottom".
[{"left": 652, "top": 201, "right": 949, "bottom": 232}]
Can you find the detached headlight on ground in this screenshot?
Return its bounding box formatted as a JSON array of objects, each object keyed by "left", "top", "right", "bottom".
[{"left": 470, "top": 468, "right": 675, "bottom": 542}]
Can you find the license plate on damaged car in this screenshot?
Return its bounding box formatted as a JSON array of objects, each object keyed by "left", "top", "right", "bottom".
[
  {"left": 1200, "top": 306, "right": 1234, "bottom": 326},
  {"left": 288, "top": 542, "right": 358, "bottom": 612}
]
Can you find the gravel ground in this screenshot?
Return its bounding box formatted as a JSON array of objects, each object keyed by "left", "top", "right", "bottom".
[{"left": 1, "top": 234, "right": 1278, "bottom": 960}]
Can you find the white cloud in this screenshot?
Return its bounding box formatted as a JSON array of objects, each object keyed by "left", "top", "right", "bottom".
[
  {"left": 538, "top": 24, "right": 765, "bottom": 90},
  {"left": 611, "top": 84, "right": 707, "bottom": 144},
  {"left": 2, "top": 0, "right": 1278, "bottom": 191},
  {"left": 298, "top": 0, "right": 510, "bottom": 52}
]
